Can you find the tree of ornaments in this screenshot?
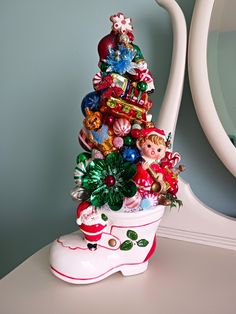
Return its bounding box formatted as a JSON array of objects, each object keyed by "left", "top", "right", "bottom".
[{"left": 50, "top": 13, "right": 184, "bottom": 284}]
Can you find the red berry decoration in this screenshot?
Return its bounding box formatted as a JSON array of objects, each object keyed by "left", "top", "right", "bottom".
[
  {"left": 104, "top": 175, "right": 116, "bottom": 187},
  {"left": 131, "top": 128, "right": 141, "bottom": 139}
]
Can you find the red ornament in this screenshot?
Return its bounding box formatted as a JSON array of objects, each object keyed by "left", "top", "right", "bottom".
[
  {"left": 104, "top": 175, "right": 116, "bottom": 187},
  {"left": 131, "top": 128, "right": 141, "bottom": 139},
  {"left": 97, "top": 32, "right": 118, "bottom": 62},
  {"left": 127, "top": 31, "right": 134, "bottom": 41},
  {"left": 113, "top": 118, "right": 131, "bottom": 136},
  {"left": 104, "top": 115, "right": 115, "bottom": 126}
]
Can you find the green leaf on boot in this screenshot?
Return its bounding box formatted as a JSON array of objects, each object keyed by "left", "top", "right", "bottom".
[
  {"left": 101, "top": 213, "right": 108, "bottom": 221},
  {"left": 120, "top": 240, "right": 133, "bottom": 251},
  {"left": 127, "top": 230, "right": 138, "bottom": 241},
  {"left": 137, "top": 239, "right": 149, "bottom": 247}
]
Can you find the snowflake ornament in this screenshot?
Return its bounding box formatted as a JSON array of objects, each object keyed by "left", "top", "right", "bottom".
[
  {"left": 110, "top": 12, "right": 133, "bottom": 34},
  {"left": 106, "top": 44, "right": 137, "bottom": 75}
]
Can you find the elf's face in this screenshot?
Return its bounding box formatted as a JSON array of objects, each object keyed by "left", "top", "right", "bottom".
[{"left": 141, "top": 139, "right": 166, "bottom": 161}]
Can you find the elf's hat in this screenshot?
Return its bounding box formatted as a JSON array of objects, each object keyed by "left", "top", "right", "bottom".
[
  {"left": 139, "top": 127, "right": 172, "bottom": 149},
  {"left": 140, "top": 127, "right": 166, "bottom": 140}
]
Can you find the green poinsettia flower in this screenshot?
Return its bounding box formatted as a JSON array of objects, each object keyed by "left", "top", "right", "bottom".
[{"left": 82, "top": 152, "right": 137, "bottom": 211}]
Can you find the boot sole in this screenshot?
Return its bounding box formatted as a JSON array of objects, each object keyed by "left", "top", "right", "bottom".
[{"left": 50, "top": 261, "right": 148, "bottom": 285}]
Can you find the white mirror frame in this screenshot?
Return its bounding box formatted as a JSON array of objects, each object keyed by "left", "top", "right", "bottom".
[
  {"left": 188, "top": 0, "right": 236, "bottom": 177},
  {"left": 155, "top": 0, "right": 236, "bottom": 251},
  {"left": 155, "top": 0, "right": 186, "bottom": 142}
]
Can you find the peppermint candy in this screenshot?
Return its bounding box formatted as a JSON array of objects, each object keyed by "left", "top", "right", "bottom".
[{"left": 92, "top": 72, "right": 102, "bottom": 90}]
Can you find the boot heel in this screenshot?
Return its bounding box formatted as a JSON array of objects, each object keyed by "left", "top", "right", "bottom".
[{"left": 120, "top": 261, "right": 148, "bottom": 276}]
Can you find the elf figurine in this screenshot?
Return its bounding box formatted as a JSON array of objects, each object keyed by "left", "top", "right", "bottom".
[{"left": 133, "top": 128, "right": 181, "bottom": 209}]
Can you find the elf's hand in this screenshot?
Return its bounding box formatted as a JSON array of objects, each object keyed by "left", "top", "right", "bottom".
[{"left": 142, "top": 161, "right": 149, "bottom": 170}]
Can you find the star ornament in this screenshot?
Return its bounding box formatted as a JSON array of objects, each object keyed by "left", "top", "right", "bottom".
[
  {"left": 106, "top": 44, "right": 137, "bottom": 75},
  {"left": 110, "top": 12, "right": 133, "bottom": 34}
]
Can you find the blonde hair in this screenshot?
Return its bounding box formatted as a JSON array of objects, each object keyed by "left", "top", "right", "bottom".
[{"left": 138, "top": 134, "right": 166, "bottom": 148}]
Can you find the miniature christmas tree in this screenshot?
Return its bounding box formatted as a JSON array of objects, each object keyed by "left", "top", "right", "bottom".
[
  {"left": 50, "top": 13, "right": 184, "bottom": 284},
  {"left": 71, "top": 12, "right": 183, "bottom": 213}
]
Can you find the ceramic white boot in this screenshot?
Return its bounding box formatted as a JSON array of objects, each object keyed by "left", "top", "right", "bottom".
[{"left": 50, "top": 205, "right": 165, "bottom": 284}]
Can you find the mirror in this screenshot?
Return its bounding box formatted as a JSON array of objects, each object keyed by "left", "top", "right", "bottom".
[
  {"left": 157, "top": 0, "right": 236, "bottom": 252},
  {"left": 208, "top": 0, "right": 236, "bottom": 147},
  {"left": 188, "top": 0, "right": 236, "bottom": 177}
]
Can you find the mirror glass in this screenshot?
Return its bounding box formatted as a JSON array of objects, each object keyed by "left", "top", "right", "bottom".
[{"left": 208, "top": 0, "right": 236, "bottom": 147}]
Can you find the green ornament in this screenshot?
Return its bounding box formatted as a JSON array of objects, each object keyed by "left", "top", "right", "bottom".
[
  {"left": 100, "top": 62, "right": 109, "bottom": 72},
  {"left": 132, "top": 44, "right": 144, "bottom": 62},
  {"left": 74, "top": 152, "right": 91, "bottom": 185},
  {"left": 123, "top": 136, "right": 134, "bottom": 146},
  {"left": 137, "top": 81, "right": 148, "bottom": 92},
  {"left": 76, "top": 152, "right": 91, "bottom": 165}
]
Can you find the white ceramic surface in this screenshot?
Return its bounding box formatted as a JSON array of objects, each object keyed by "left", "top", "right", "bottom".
[{"left": 50, "top": 206, "right": 165, "bottom": 284}]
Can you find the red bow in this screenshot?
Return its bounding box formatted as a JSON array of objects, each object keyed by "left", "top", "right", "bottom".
[
  {"left": 96, "top": 75, "right": 113, "bottom": 91},
  {"left": 101, "top": 86, "right": 124, "bottom": 99}
]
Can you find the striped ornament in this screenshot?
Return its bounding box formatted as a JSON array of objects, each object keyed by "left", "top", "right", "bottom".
[
  {"left": 92, "top": 72, "right": 102, "bottom": 90},
  {"left": 74, "top": 157, "right": 91, "bottom": 186},
  {"left": 169, "top": 152, "right": 181, "bottom": 167},
  {"left": 113, "top": 118, "right": 131, "bottom": 137},
  {"left": 123, "top": 191, "right": 142, "bottom": 209}
]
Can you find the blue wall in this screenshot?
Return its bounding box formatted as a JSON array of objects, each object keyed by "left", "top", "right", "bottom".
[{"left": 0, "top": 0, "right": 235, "bottom": 278}]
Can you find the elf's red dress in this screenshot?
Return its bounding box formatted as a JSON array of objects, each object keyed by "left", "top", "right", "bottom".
[
  {"left": 133, "top": 162, "right": 164, "bottom": 198},
  {"left": 133, "top": 158, "right": 178, "bottom": 198}
]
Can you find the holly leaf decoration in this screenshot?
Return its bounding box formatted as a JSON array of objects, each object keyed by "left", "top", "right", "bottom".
[
  {"left": 137, "top": 239, "right": 149, "bottom": 247},
  {"left": 101, "top": 213, "right": 108, "bottom": 221},
  {"left": 127, "top": 230, "right": 138, "bottom": 241},
  {"left": 120, "top": 240, "right": 133, "bottom": 251},
  {"left": 165, "top": 193, "right": 183, "bottom": 209},
  {"left": 170, "top": 199, "right": 183, "bottom": 209}
]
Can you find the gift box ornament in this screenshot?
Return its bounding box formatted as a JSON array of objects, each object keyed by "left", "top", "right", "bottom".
[
  {"left": 103, "top": 96, "right": 147, "bottom": 122},
  {"left": 50, "top": 12, "right": 184, "bottom": 284}
]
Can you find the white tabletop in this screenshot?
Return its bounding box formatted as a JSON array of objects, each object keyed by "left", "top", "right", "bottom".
[{"left": 1, "top": 237, "right": 236, "bottom": 314}]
